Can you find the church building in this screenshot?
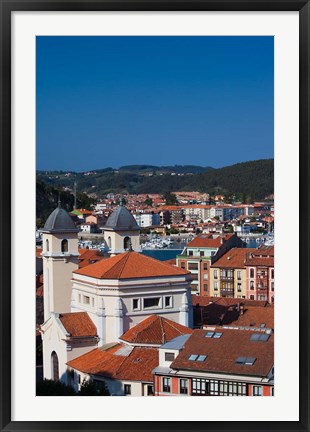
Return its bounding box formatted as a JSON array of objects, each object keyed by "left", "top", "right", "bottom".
[{"left": 40, "top": 203, "right": 193, "bottom": 385}]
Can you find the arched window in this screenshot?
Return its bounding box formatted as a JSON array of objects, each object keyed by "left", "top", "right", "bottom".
[
  {"left": 61, "top": 239, "right": 68, "bottom": 253},
  {"left": 51, "top": 351, "right": 59, "bottom": 381},
  {"left": 124, "top": 236, "right": 131, "bottom": 250},
  {"left": 107, "top": 236, "right": 111, "bottom": 249},
  {"left": 46, "top": 239, "right": 49, "bottom": 252}
]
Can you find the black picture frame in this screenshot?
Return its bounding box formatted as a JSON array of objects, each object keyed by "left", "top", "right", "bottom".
[{"left": 1, "top": 1, "right": 308, "bottom": 431}]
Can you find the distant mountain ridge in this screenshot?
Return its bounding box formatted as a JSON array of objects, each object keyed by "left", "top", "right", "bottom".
[{"left": 37, "top": 159, "right": 274, "bottom": 200}]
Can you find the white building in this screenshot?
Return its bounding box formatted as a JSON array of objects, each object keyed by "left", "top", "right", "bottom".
[
  {"left": 71, "top": 251, "right": 193, "bottom": 345},
  {"left": 40, "top": 203, "right": 193, "bottom": 388}
]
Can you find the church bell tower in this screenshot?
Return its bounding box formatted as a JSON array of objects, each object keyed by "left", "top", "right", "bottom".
[{"left": 41, "top": 199, "right": 79, "bottom": 321}]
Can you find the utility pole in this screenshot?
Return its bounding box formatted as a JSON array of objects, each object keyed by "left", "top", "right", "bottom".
[{"left": 74, "top": 181, "right": 77, "bottom": 210}]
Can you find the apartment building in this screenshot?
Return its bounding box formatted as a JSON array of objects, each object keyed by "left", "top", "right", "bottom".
[
  {"left": 210, "top": 248, "right": 256, "bottom": 298},
  {"left": 245, "top": 246, "right": 274, "bottom": 303},
  {"left": 153, "top": 327, "right": 274, "bottom": 396},
  {"left": 176, "top": 234, "right": 243, "bottom": 296}
]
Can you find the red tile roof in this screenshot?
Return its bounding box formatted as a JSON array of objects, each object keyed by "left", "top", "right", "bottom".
[
  {"left": 228, "top": 306, "right": 274, "bottom": 329},
  {"left": 59, "top": 312, "right": 97, "bottom": 337},
  {"left": 67, "top": 345, "right": 158, "bottom": 382},
  {"left": 170, "top": 327, "right": 274, "bottom": 377},
  {"left": 73, "top": 251, "right": 190, "bottom": 279},
  {"left": 120, "top": 315, "right": 192, "bottom": 345},
  {"left": 186, "top": 234, "right": 234, "bottom": 248},
  {"left": 78, "top": 249, "right": 105, "bottom": 269},
  {"left": 212, "top": 248, "right": 256, "bottom": 269}
]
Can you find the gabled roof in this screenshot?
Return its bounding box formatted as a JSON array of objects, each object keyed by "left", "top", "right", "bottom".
[
  {"left": 120, "top": 315, "right": 192, "bottom": 345},
  {"left": 245, "top": 246, "right": 274, "bottom": 267},
  {"left": 212, "top": 248, "right": 256, "bottom": 269},
  {"left": 59, "top": 312, "right": 97, "bottom": 337},
  {"left": 186, "top": 234, "right": 234, "bottom": 249},
  {"left": 170, "top": 328, "right": 274, "bottom": 377},
  {"left": 78, "top": 249, "right": 105, "bottom": 269},
  {"left": 67, "top": 344, "right": 158, "bottom": 382},
  {"left": 73, "top": 251, "right": 190, "bottom": 279}
]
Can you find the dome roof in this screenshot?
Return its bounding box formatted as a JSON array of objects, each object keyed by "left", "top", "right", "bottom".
[
  {"left": 104, "top": 205, "right": 140, "bottom": 231},
  {"left": 41, "top": 205, "right": 79, "bottom": 234}
]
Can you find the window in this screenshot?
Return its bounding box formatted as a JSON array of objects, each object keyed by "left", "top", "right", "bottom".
[
  {"left": 147, "top": 385, "right": 154, "bottom": 396},
  {"left": 188, "top": 262, "right": 199, "bottom": 270},
  {"left": 250, "top": 268, "right": 255, "bottom": 278},
  {"left": 51, "top": 351, "right": 59, "bottom": 381},
  {"left": 250, "top": 333, "right": 270, "bottom": 342},
  {"left": 253, "top": 385, "right": 262, "bottom": 396},
  {"left": 107, "top": 236, "right": 111, "bottom": 249},
  {"left": 143, "top": 297, "right": 160, "bottom": 309},
  {"left": 250, "top": 281, "right": 254, "bottom": 289},
  {"left": 271, "top": 269, "right": 274, "bottom": 279},
  {"left": 78, "top": 294, "right": 81, "bottom": 303},
  {"left": 180, "top": 379, "right": 188, "bottom": 394},
  {"left": 46, "top": 239, "right": 49, "bottom": 252},
  {"left": 197, "top": 355, "right": 207, "bottom": 361},
  {"left": 61, "top": 239, "right": 68, "bottom": 253},
  {"left": 205, "top": 331, "right": 222, "bottom": 338},
  {"left": 180, "top": 262, "right": 185, "bottom": 269},
  {"left": 124, "top": 236, "right": 131, "bottom": 250},
  {"left": 250, "top": 295, "right": 254, "bottom": 300},
  {"left": 165, "top": 352, "right": 175, "bottom": 362},
  {"left": 214, "top": 281, "right": 218, "bottom": 291},
  {"left": 200, "top": 251, "right": 204, "bottom": 257},
  {"left": 214, "top": 270, "right": 218, "bottom": 279},
  {"left": 190, "top": 273, "right": 198, "bottom": 280},
  {"left": 203, "top": 284, "right": 208, "bottom": 292},
  {"left": 83, "top": 295, "right": 90, "bottom": 305},
  {"left": 188, "top": 354, "right": 199, "bottom": 361},
  {"left": 237, "top": 271, "right": 241, "bottom": 280},
  {"left": 188, "top": 250, "right": 193, "bottom": 256},
  {"left": 132, "top": 298, "right": 140, "bottom": 310},
  {"left": 165, "top": 296, "right": 172, "bottom": 308},
  {"left": 271, "top": 282, "right": 274, "bottom": 291},
  {"left": 124, "top": 384, "right": 131, "bottom": 395},
  {"left": 271, "top": 387, "right": 274, "bottom": 396},
  {"left": 203, "top": 262, "right": 208, "bottom": 270},
  {"left": 192, "top": 378, "right": 209, "bottom": 395},
  {"left": 235, "top": 357, "right": 256, "bottom": 366},
  {"left": 203, "top": 274, "right": 208, "bottom": 280},
  {"left": 91, "top": 298, "right": 95, "bottom": 307},
  {"left": 162, "top": 377, "right": 171, "bottom": 393},
  {"left": 237, "top": 283, "right": 242, "bottom": 292}
]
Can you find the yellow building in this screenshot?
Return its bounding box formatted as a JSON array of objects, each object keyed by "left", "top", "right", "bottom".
[{"left": 210, "top": 248, "right": 256, "bottom": 298}]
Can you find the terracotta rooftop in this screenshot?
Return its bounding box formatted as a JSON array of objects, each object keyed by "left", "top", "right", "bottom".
[
  {"left": 67, "top": 344, "right": 158, "bottom": 382},
  {"left": 170, "top": 327, "right": 274, "bottom": 377},
  {"left": 212, "top": 248, "right": 256, "bottom": 269},
  {"left": 73, "top": 251, "right": 190, "bottom": 279},
  {"left": 59, "top": 312, "right": 97, "bottom": 337},
  {"left": 192, "top": 296, "right": 273, "bottom": 329},
  {"left": 78, "top": 249, "right": 105, "bottom": 269},
  {"left": 186, "top": 234, "right": 234, "bottom": 249},
  {"left": 245, "top": 245, "right": 274, "bottom": 267},
  {"left": 120, "top": 315, "right": 192, "bottom": 345}
]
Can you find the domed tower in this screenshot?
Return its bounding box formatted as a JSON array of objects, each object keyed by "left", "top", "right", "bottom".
[
  {"left": 41, "top": 200, "right": 79, "bottom": 321},
  {"left": 103, "top": 204, "right": 141, "bottom": 256}
]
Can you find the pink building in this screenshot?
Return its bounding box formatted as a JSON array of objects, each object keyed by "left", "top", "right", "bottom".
[{"left": 245, "top": 246, "right": 274, "bottom": 303}]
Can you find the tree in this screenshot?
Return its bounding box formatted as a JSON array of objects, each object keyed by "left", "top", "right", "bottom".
[
  {"left": 163, "top": 192, "right": 178, "bottom": 205},
  {"left": 79, "top": 379, "right": 110, "bottom": 396},
  {"left": 36, "top": 379, "right": 77, "bottom": 396},
  {"left": 144, "top": 197, "right": 153, "bottom": 206}
]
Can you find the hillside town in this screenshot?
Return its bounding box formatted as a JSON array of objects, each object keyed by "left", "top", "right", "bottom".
[{"left": 36, "top": 193, "right": 274, "bottom": 397}]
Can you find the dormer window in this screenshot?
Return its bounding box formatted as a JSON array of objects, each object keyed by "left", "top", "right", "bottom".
[
  {"left": 61, "top": 239, "right": 68, "bottom": 253},
  {"left": 46, "top": 239, "right": 49, "bottom": 252}
]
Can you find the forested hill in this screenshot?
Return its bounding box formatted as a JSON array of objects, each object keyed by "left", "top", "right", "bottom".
[{"left": 37, "top": 159, "right": 274, "bottom": 200}]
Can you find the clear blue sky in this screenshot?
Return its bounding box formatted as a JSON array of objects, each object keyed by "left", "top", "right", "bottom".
[{"left": 36, "top": 36, "right": 274, "bottom": 172}]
